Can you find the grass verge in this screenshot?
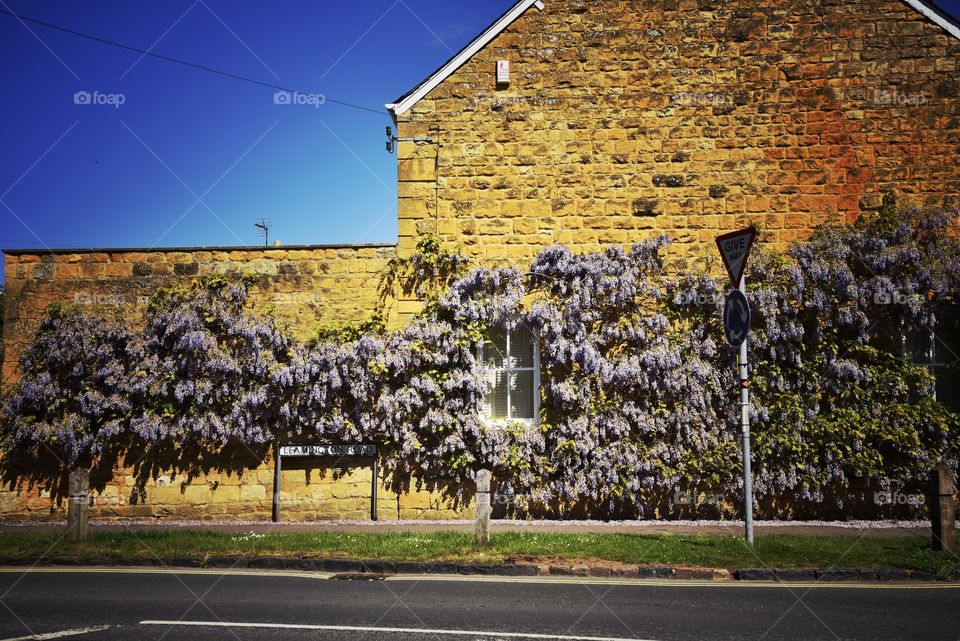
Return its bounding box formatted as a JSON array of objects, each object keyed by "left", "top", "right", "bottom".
[{"left": 0, "top": 530, "right": 957, "bottom": 576}]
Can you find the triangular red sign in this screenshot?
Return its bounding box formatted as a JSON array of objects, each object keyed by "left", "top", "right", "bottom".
[{"left": 715, "top": 227, "right": 757, "bottom": 287}]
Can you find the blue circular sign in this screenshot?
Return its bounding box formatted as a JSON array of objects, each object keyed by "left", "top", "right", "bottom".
[{"left": 723, "top": 290, "right": 751, "bottom": 348}]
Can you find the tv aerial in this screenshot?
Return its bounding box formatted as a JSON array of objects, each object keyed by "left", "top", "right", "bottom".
[{"left": 255, "top": 218, "right": 271, "bottom": 247}]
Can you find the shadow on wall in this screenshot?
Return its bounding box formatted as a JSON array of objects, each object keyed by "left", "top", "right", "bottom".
[
  {"left": 0, "top": 440, "right": 270, "bottom": 514},
  {"left": 0, "top": 439, "right": 941, "bottom": 522},
  {"left": 0, "top": 443, "right": 474, "bottom": 520},
  {"left": 488, "top": 477, "right": 935, "bottom": 521}
]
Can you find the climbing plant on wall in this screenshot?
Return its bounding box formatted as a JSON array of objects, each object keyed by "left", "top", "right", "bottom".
[
  {"left": 2, "top": 201, "right": 958, "bottom": 517},
  {"left": 0, "top": 304, "right": 141, "bottom": 499}
]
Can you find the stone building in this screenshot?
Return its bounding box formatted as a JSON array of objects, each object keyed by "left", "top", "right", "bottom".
[{"left": 3, "top": 0, "right": 959, "bottom": 520}]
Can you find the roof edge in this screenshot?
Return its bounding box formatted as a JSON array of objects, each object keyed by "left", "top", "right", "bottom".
[
  {"left": 903, "top": 0, "right": 960, "bottom": 41},
  {"left": 386, "top": 0, "right": 544, "bottom": 117},
  {"left": 3, "top": 243, "right": 397, "bottom": 256},
  {"left": 385, "top": 0, "right": 959, "bottom": 119}
]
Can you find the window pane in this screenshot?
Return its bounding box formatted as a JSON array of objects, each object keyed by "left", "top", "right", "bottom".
[
  {"left": 935, "top": 366, "right": 960, "bottom": 412},
  {"left": 487, "top": 370, "right": 509, "bottom": 419},
  {"left": 510, "top": 326, "right": 535, "bottom": 368},
  {"left": 872, "top": 319, "right": 902, "bottom": 355},
  {"left": 510, "top": 370, "right": 535, "bottom": 419},
  {"left": 483, "top": 329, "right": 507, "bottom": 368},
  {"left": 932, "top": 325, "right": 960, "bottom": 411},
  {"left": 904, "top": 328, "right": 933, "bottom": 365}
]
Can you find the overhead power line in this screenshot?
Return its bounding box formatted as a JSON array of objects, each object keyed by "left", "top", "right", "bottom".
[{"left": 0, "top": 8, "right": 387, "bottom": 116}]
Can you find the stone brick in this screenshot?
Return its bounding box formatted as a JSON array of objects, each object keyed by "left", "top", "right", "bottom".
[
  {"left": 54, "top": 264, "right": 81, "bottom": 279},
  {"left": 398, "top": 199, "right": 430, "bottom": 220},
  {"left": 0, "top": 492, "right": 20, "bottom": 513},
  {"left": 239, "top": 485, "right": 267, "bottom": 502},
  {"left": 398, "top": 158, "right": 437, "bottom": 182},
  {"left": 103, "top": 263, "right": 134, "bottom": 278}
]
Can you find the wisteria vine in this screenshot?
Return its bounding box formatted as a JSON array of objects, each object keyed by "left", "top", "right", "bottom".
[{"left": 2, "top": 200, "right": 958, "bottom": 516}]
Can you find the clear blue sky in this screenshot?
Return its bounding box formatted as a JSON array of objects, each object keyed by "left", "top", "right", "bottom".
[
  {"left": 935, "top": 0, "right": 960, "bottom": 17},
  {"left": 0, "top": 0, "right": 515, "bottom": 259},
  {"left": 2, "top": 1, "right": 959, "bottom": 262}
]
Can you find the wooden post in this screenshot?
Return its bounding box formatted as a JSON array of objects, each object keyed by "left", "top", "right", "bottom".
[
  {"left": 931, "top": 461, "right": 957, "bottom": 552},
  {"left": 370, "top": 452, "right": 379, "bottom": 522},
  {"left": 475, "top": 469, "right": 491, "bottom": 546},
  {"left": 272, "top": 444, "right": 282, "bottom": 523},
  {"left": 67, "top": 469, "right": 89, "bottom": 542}
]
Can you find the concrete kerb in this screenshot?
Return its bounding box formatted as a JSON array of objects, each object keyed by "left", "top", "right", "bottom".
[{"left": 0, "top": 556, "right": 956, "bottom": 582}]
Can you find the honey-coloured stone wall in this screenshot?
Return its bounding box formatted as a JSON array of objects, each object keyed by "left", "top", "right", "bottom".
[
  {"left": 0, "top": 243, "right": 471, "bottom": 522},
  {"left": 2, "top": 244, "right": 397, "bottom": 384},
  {"left": 0, "top": 457, "right": 474, "bottom": 522},
  {"left": 395, "top": 0, "right": 960, "bottom": 264}
]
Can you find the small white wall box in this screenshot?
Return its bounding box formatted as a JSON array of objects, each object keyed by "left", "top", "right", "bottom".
[{"left": 496, "top": 60, "right": 510, "bottom": 86}]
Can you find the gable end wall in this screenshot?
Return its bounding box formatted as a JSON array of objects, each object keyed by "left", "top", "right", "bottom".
[{"left": 395, "top": 0, "right": 960, "bottom": 266}]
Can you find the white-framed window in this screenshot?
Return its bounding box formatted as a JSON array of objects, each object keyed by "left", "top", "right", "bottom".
[
  {"left": 901, "top": 315, "right": 960, "bottom": 410},
  {"left": 478, "top": 325, "right": 540, "bottom": 423}
]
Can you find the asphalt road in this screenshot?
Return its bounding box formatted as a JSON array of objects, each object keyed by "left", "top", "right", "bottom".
[{"left": 0, "top": 569, "right": 957, "bottom": 641}]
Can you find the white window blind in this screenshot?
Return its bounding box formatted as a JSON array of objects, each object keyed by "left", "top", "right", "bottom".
[{"left": 479, "top": 326, "right": 539, "bottom": 423}]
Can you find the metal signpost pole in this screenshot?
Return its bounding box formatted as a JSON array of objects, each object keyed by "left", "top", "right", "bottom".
[
  {"left": 718, "top": 228, "right": 757, "bottom": 546},
  {"left": 738, "top": 274, "right": 754, "bottom": 545}
]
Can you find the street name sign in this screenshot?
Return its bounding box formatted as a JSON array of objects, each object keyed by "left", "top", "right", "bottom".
[
  {"left": 273, "top": 444, "right": 379, "bottom": 522},
  {"left": 278, "top": 444, "right": 376, "bottom": 457},
  {"left": 715, "top": 227, "right": 757, "bottom": 288}
]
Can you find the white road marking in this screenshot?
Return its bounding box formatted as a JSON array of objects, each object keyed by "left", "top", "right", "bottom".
[
  {"left": 0, "top": 626, "right": 110, "bottom": 641},
  {"left": 140, "top": 620, "right": 658, "bottom": 641},
  {"left": 0, "top": 567, "right": 334, "bottom": 579}
]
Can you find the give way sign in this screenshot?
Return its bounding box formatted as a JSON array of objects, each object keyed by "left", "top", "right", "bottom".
[{"left": 715, "top": 227, "right": 757, "bottom": 288}]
